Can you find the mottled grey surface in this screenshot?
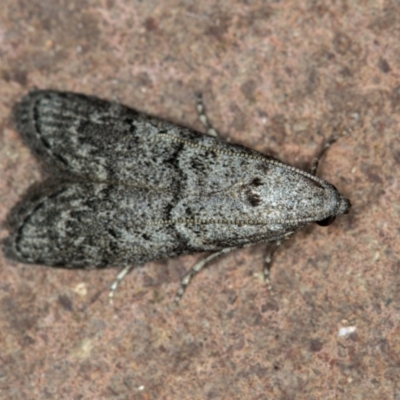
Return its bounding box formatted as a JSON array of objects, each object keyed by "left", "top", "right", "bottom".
[{"left": 3, "top": 90, "right": 349, "bottom": 271}]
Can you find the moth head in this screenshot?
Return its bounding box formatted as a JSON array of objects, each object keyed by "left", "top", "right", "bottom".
[{"left": 316, "top": 188, "right": 351, "bottom": 226}]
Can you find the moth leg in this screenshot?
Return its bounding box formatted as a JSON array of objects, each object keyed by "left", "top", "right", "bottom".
[
  {"left": 196, "top": 93, "right": 220, "bottom": 138},
  {"left": 263, "top": 240, "right": 283, "bottom": 294},
  {"left": 109, "top": 265, "right": 134, "bottom": 304},
  {"left": 310, "top": 125, "right": 351, "bottom": 175},
  {"left": 263, "top": 232, "right": 296, "bottom": 294},
  {"left": 174, "top": 248, "right": 234, "bottom": 304}
]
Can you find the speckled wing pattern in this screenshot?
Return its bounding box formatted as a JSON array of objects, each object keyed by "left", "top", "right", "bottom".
[{"left": 2, "top": 91, "right": 350, "bottom": 269}]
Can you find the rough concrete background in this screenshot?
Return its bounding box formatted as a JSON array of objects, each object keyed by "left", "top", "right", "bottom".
[{"left": 0, "top": 1, "right": 399, "bottom": 399}]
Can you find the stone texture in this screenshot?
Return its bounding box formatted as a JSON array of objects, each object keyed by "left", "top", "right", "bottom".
[{"left": 0, "top": 1, "right": 399, "bottom": 399}]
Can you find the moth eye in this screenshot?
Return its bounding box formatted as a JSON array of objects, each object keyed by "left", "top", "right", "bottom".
[{"left": 316, "top": 215, "right": 336, "bottom": 226}]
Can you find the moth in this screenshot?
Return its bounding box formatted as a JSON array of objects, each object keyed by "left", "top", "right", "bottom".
[{"left": 2, "top": 90, "right": 351, "bottom": 302}]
